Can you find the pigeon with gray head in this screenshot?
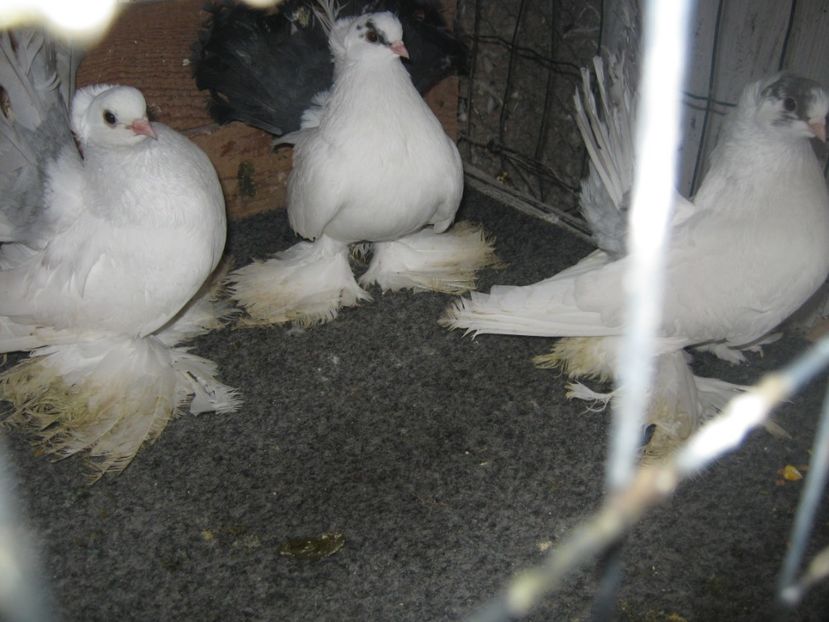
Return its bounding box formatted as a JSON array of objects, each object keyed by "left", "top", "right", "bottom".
[
  {"left": 228, "top": 5, "right": 498, "bottom": 326},
  {"left": 0, "top": 29, "right": 239, "bottom": 479},
  {"left": 443, "top": 60, "right": 829, "bottom": 458},
  {"left": 192, "top": 0, "right": 467, "bottom": 138}
]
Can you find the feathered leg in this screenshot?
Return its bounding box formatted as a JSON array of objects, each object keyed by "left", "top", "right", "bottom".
[
  {"left": 0, "top": 335, "right": 240, "bottom": 481},
  {"left": 537, "top": 338, "right": 789, "bottom": 458},
  {"left": 228, "top": 235, "right": 371, "bottom": 326},
  {"left": 359, "top": 221, "right": 500, "bottom": 295}
]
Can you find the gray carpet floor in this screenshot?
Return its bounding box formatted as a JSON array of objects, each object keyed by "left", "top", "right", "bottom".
[{"left": 3, "top": 187, "right": 829, "bottom": 621}]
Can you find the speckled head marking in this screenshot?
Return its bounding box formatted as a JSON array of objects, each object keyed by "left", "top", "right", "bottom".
[
  {"left": 329, "top": 11, "right": 407, "bottom": 62},
  {"left": 761, "top": 73, "right": 826, "bottom": 125},
  {"left": 361, "top": 18, "right": 390, "bottom": 46}
]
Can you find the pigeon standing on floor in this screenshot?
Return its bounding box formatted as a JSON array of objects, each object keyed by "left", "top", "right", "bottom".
[
  {"left": 443, "top": 59, "right": 829, "bottom": 457},
  {"left": 0, "top": 29, "right": 239, "bottom": 479},
  {"left": 227, "top": 5, "right": 498, "bottom": 326},
  {"left": 192, "top": 0, "right": 468, "bottom": 138}
]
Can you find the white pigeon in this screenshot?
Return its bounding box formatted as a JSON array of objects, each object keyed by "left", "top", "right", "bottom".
[
  {"left": 0, "top": 29, "right": 239, "bottom": 479},
  {"left": 443, "top": 60, "right": 829, "bottom": 457},
  {"left": 229, "top": 5, "right": 499, "bottom": 326}
]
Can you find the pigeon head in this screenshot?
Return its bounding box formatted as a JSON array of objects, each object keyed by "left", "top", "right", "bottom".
[
  {"left": 330, "top": 11, "right": 408, "bottom": 64},
  {"left": 71, "top": 85, "right": 157, "bottom": 149},
  {"left": 753, "top": 74, "right": 828, "bottom": 143}
]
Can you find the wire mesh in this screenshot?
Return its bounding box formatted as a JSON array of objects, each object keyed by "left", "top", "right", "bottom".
[
  {"left": 456, "top": 0, "right": 829, "bottom": 617},
  {"left": 457, "top": 0, "right": 829, "bottom": 231},
  {"left": 0, "top": 1, "right": 828, "bottom": 619}
]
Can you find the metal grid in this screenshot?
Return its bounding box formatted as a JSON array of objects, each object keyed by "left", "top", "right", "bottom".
[{"left": 456, "top": 0, "right": 829, "bottom": 241}]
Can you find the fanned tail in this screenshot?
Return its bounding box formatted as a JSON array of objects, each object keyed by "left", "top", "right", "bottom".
[
  {"left": 0, "top": 336, "right": 240, "bottom": 481},
  {"left": 574, "top": 55, "right": 636, "bottom": 256},
  {"left": 440, "top": 252, "right": 616, "bottom": 337}
]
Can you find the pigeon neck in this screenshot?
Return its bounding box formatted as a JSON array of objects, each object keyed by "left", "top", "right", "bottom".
[
  {"left": 335, "top": 53, "right": 408, "bottom": 83},
  {"left": 328, "top": 56, "right": 416, "bottom": 120},
  {"left": 695, "top": 117, "right": 824, "bottom": 213},
  {"left": 711, "top": 114, "right": 818, "bottom": 180}
]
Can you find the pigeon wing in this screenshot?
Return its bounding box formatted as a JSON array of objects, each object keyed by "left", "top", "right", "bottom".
[{"left": 0, "top": 29, "right": 81, "bottom": 247}]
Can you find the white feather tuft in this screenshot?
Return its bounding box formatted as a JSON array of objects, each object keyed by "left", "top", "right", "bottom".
[
  {"left": 574, "top": 55, "right": 636, "bottom": 255},
  {"left": 565, "top": 381, "right": 615, "bottom": 409},
  {"left": 554, "top": 350, "right": 761, "bottom": 461},
  {"left": 533, "top": 336, "right": 619, "bottom": 381},
  {"left": 311, "top": 0, "right": 342, "bottom": 36},
  {"left": 299, "top": 90, "right": 331, "bottom": 130},
  {"left": 228, "top": 236, "right": 371, "bottom": 327},
  {"left": 1, "top": 335, "right": 240, "bottom": 481},
  {"left": 359, "top": 221, "right": 501, "bottom": 294}
]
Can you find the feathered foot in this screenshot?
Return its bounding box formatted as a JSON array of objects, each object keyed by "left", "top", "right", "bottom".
[
  {"left": 0, "top": 336, "right": 240, "bottom": 481},
  {"left": 560, "top": 380, "right": 700, "bottom": 462},
  {"left": 229, "top": 236, "right": 371, "bottom": 327},
  {"left": 540, "top": 344, "right": 707, "bottom": 461},
  {"left": 359, "top": 221, "right": 501, "bottom": 295},
  {"left": 694, "top": 375, "right": 789, "bottom": 439},
  {"left": 694, "top": 333, "right": 782, "bottom": 365},
  {"left": 533, "top": 336, "right": 617, "bottom": 381},
  {"left": 548, "top": 345, "right": 785, "bottom": 460}
]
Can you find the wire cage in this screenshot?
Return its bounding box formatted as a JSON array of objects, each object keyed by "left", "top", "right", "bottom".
[
  {"left": 1, "top": 1, "right": 829, "bottom": 621},
  {"left": 454, "top": 0, "right": 829, "bottom": 617},
  {"left": 457, "top": 0, "right": 829, "bottom": 241}
]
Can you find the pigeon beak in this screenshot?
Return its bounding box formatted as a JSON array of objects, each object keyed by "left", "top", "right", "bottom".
[
  {"left": 808, "top": 118, "right": 827, "bottom": 142},
  {"left": 390, "top": 40, "right": 410, "bottom": 59},
  {"left": 129, "top": 118, "right": 158, "bottom": 140}
]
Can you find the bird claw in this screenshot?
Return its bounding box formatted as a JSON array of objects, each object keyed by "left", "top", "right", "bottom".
[
  {"left": 695, "top": 343, "right": 749, "bottom": 365},
  {"left": 696, "top": 332, "right": 783, "bottom": 364}
]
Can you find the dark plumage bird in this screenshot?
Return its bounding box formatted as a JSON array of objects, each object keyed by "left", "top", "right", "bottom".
[{"left": 192, "top": 0, "right": 468, "bottom": 137}]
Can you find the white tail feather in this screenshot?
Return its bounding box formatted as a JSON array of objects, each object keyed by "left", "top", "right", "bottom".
[
  {"left": 440, "top": 286, "right": 610, "bottom": 337},
  {"left": 311, "top": 0, "right": 342, "bottom": 36},
  {"left": 565, "top": 381, "right": 615, "bottom": 409},
  {"left": 575, "top": 55, "right": 636, "bottom": 255}
]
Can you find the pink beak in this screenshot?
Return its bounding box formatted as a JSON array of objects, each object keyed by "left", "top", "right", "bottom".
[
  {"left": 129, "top": 118, "right": 157, "bottom": 140},
  {"left": 808, "top": 118, "right": 827, "bottom": 143},
  {"left": 390, "top": 40, "right": 410, "bottom": 59}
]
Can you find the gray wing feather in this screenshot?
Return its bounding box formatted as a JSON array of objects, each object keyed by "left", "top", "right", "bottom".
[
  {"left": 0, "top": 29, "right": 80, "bottom": 245},
  {"left": 574, "top": 1, "right": 639, "bottom": 257},
  {"left": 575, "top": 56, "right": 636, "bottom": 257}
]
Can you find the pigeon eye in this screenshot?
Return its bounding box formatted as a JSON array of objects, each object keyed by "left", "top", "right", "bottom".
[
  {"left": 103, "top": 110, "right": 117, "bottom": 126},
  {"left": 783, "top": 97, "right": 797, "bottom": 112},
  {"left": 365, "top": 29, "right": 378, "bottom": 43}
]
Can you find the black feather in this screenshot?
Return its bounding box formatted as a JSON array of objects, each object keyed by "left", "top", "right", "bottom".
[{"left": 191, "top": 0, "right": 467, "bottom": 136}]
